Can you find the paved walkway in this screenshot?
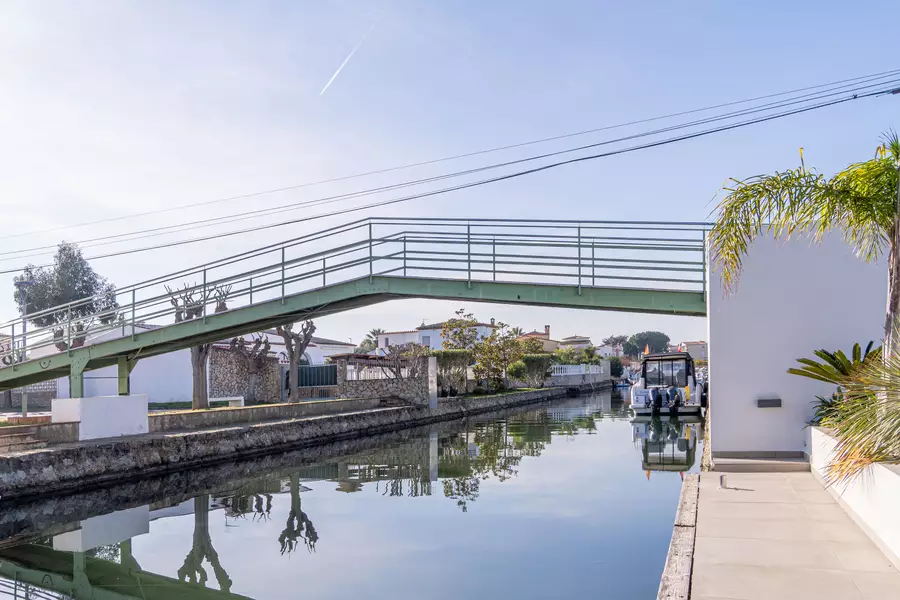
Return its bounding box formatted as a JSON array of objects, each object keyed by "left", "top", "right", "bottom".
[{"left": 691, "top": 472, "right": 900, "bottom": 600}]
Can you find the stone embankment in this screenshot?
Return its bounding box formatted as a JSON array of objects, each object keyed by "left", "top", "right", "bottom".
[{"left": 0, "top": 383, "right": 607, "bottom": 500}]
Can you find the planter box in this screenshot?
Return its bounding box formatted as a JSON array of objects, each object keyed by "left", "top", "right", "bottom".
[
  {"left": 807, "top": 426, "right": 900, "bottom": 568},
  {"left": 52, "top": 395, "right": 149, "bottom": 441}
]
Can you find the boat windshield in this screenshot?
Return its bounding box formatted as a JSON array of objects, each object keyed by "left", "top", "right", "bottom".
[{"left": 644, "top": 358, "right": 688, "bottom": 387}]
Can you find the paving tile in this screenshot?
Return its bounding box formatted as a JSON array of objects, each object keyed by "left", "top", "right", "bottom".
[
  {"left": 803, "top": 502, "right": 860, "bottom": 523},
  {"left": 850, "top": 571, "right": 900, "bottom": 600},
  {"left": 699, "top": 501, "right": 809, "bottom": 521},
  {"left": 700, "top": 472, "right": 794, "bottom": 491},
  {"left": 701, "top": 486, "right": 801, "bottom": 504},
  {"left": 784, "top": 472, "right": 829, "bottom": 490},
  {"left": 794, "top": 487, "right": 838, "bottom": 504},
  {"left": 825, "top": 540, "right": 899, "bottom": 573},
  {"left": 697, "top": 514, "right": 869, "bottom": 543},
  {"left": 694, "top": 536, "right": 844, "bottom": 569},
  {"left": 691, "top": 564, "right": 864, "bottom": 600}
]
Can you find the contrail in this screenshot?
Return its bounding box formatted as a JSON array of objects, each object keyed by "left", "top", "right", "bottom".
[{"left": 320, "top": 21, "right": 377, "bottom": 96}]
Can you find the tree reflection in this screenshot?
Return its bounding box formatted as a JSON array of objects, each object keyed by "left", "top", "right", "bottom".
[
  {"left": 279, "top": 474, "right": 318, "bottom": 555},
  {"left": 177, "top": 495, "right": 233, "bottom": 593}
]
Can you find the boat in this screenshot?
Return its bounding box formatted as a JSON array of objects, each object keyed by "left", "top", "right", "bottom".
[
  {"left": 629, "top": 351, "right": 707, "bottom": 415},
  {"left": 631, "top": 414, "right": 700, "bottom": 473}
]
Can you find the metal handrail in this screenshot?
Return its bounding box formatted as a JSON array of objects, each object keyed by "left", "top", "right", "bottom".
[{"left": 0, "top": 216, "right": 708, "bottom": 364}]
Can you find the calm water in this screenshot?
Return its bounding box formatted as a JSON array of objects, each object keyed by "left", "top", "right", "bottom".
[{"left": 0, "top": 391, "right": 702, "bottom": 600}]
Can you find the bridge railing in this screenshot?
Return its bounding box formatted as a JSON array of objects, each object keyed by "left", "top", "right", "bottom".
[{"left": 0, "top": 217, "right": 709, "bottom": 367}]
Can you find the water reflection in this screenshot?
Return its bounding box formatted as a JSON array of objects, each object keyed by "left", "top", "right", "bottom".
[
  {"left": 0, "top": 391, "right": 699, "bottom": 600},
  {"left": 631, "top": 415, "right": 702, "bottom": 476}
]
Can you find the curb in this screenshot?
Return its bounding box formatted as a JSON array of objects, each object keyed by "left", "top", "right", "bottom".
[{"left": 657, "top": 473, "right": 699, "bottom": 600}]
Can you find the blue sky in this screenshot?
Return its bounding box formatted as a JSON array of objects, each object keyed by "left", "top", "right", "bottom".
[{"left": 0, "top": 1, "right": 896, "bottom": 345}]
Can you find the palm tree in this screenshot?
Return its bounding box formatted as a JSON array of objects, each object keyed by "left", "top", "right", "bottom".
[
  {"left": 359, "top": 328, "right": 385, "bottom": 352},
  {"left": 709, "top": 133, "right": 900, "bottom": 482},
  {"left": 709, "top": 132, "right": 900, "bottom": 355},
  {"left": 510, "top": 326, "right": 525, "bottom": 338}
]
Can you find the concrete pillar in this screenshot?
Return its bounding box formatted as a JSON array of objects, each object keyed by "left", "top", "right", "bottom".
[
  {"left": 429, "top": 428, "right": 438, "bottom": 482},
  {"left": 426, "top": 356, "right": 438, "bottom": 409}
]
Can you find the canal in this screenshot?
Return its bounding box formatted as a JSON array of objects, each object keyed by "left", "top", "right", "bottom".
[{"left": 0, "top": 391, "right": 702, "bottom": 599}]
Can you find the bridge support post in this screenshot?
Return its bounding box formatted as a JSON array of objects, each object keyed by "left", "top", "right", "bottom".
[
  {"left": 118, "top": 355, "right": 138, "bottom": 395},
  {"left": 69, "top": 354, "right": 90, "bottom": 399}
]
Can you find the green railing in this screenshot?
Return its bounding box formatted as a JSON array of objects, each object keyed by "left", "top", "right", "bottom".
[{"left": 0, "top": 217, "right": 709, "bottom": 367}]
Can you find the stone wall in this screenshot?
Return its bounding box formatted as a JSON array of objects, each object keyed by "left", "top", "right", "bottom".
[
  {"left": 0, "top": 382, "right": 609, "bottom": 499},
  {"left": 2, "top": 380, "right": 57, "bottom": 409},
  {"left": 334, "top": 356, "right": 436, "bottom": 406},
  {"left": 208, "top": 346, "right": 281, "bottom": 403}
]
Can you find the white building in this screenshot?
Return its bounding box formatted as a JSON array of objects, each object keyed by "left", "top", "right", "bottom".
[
  {"left": 677, "top": 340, "right": 708, "bottom": 360},
  {"left": 558, "top": 335, "right": 593, "bottom": 351},
  {"left": 595, "top": 343, "right": 622, "bottom": 358},
  {"left": 377, "top": 320, "right": 496, "bottom": 351}
]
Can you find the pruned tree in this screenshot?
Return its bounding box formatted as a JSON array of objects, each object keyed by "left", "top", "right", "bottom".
[
  {"left": 383, "top": 342, "right": 430, "bottom": 379},
  {"left": 213, "top": 284, "right": 233, "bottom": 314},
  {"left": 279, "top": 473, "right": 318, "bottom": 555},
  {"left": 178, "top": 495, "right": 232, "bottom": 592},
  {"left": 276, "top": 320, "right": 316, "bottom": 403},
  {"left": 230, "top": 334, "right": 272, "bottom": 403},
  {"left": 166, "top": 284, "right": 213, "bottom": 409}
]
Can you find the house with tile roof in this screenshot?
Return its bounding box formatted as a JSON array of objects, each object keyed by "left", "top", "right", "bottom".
[{"left": 376, "top": 319, "right": 496, "bottom": 351}]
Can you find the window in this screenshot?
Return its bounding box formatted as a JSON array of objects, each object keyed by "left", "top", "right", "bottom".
[
  {"left": 643, "top": 359, "right": 687, "bottom": 387},
  {"left": 422, "top": 335, "right": 431, "bottom": 347},
  {"left": 383, "top": 337, "right": 389, "bottom": 347}
]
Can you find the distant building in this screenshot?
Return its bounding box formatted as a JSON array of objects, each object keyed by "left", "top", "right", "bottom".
[
  {"left": 678, "top": 340, "right": 708, "bottom": 360},
  {"left": 558, "top": 335, "right": 592, "bottom": 351},
  {"left": 516, "top": 325, "right": 560, "bottom": 352},
  {"left": 595, "top": 343, "right": 622, "bottom": 358},
  {"left": 377, "top": 319, "right": 496, "bottom": 351}
]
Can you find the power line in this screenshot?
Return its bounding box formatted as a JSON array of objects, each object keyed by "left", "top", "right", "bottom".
[
  {"left": 2, "top": 67, "right": 899, "bottom": 243},
  {"left": 1, "top": 82, "right": 892, "bottom": 275},
  {"left": 3, "top": 74, "right": 898, "bottom": 261}
]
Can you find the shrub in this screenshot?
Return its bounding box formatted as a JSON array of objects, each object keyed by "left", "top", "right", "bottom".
[{"left": 609, "top": 357, "right": 624, "bottom": 378}]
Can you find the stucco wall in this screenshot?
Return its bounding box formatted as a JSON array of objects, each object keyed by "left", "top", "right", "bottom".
[
  {"left": 56, "top": 348, "right": 193, "bottom": 404},
  {"left": 708, "top": 232, "right": 885, "bottom": 454},
  {"left": 808, "top": 427, "right": 900, "bottom": 569},
  {"left": 208, "top": 346, "right": 281, "bottom": 403}
]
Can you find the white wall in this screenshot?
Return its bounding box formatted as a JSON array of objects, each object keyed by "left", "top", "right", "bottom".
[
  {"left": 708, "top": 232, "right": 885, "bottom": 454},
  {"left": 808, "top": 427, "right": 900, "bottom": 569},
  {"left": 58, "top": 348, "right": 193, "bottom": 403}
]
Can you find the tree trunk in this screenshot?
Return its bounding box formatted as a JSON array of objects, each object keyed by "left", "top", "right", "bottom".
[
  {"left": 288, "top": 355, "right": 300, "bottom": 403},
  {"left": 191, "top": 345, "right": 210, "bottom": 410},
  {"left": 247, "top": 372, "right": 259, "bottom": 403}
]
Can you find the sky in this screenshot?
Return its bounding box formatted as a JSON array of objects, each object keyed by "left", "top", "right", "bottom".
[{"left": 0, "top": 1, "right": 897, "bottom": 347}]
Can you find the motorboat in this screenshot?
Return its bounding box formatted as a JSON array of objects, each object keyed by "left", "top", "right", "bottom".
[
  {"left": 631, "top": 415, "right": 701, "bottom": 473},
  {"left": 630, "top": 351, "right": 707, "bottom": 415}
]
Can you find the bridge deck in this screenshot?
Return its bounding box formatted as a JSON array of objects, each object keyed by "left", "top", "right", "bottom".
[{"left": 0, "top": 217, "right": 709, "bottom": 391}]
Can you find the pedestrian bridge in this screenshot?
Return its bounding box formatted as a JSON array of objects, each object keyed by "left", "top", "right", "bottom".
[{"left": 0, "top": 217, "right": 709, "bottom": 392}]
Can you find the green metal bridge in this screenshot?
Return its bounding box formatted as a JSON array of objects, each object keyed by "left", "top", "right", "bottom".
[{"left": 0, "top": 217, "right": 709, "bottom": 393}]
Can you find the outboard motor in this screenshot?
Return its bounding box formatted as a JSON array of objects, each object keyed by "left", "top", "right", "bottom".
[
  {"left": 666, "top": 386, "right": 681, "bottom": 409},
  {"left": 648, "top": 388, "right": 663, "bottom": 412}
]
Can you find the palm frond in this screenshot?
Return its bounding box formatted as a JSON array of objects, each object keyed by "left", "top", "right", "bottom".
[
  {"left": 825, "top": 342, "right": 900, "bottom": 484},
  {"left": 709, "top": 145, "right": 896, "bottom": 292}
]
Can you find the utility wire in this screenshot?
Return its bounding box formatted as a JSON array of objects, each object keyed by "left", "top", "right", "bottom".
[
  {"left": 3, "top": 75, "right": 898, "bottom": 261},
  {"left": 1, "top": 68, "right": 899, "bottom": 242},
  {"left": 0, "top": 82, "right": 893, "bottom": 275}
]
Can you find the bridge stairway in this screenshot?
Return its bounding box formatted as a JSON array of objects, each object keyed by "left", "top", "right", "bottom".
[{"left": 0, "top": 426, "right": 47, "bottom": 453}]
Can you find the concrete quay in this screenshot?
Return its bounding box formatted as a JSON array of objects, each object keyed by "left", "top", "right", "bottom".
[{"left": 663, "top": 472, "right": 900, "bottom": 600}]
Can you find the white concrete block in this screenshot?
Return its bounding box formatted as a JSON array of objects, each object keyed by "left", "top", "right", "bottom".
[
  {"left": 53, "top": 505, "right": 150, "bottom": 552},
  {"left": 52, "top": 395, "right": 149, "bottom": 440},
  {"left": 809, "top": 427, "right": 900, "bottom": 569}
]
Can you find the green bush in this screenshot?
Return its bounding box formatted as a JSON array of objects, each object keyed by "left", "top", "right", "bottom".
[
  {"left": 433, "top": 349, "right": 473, "bottom": 395},
  {"left": 609, "top": 357, "right": 624, "bottom": 378}
]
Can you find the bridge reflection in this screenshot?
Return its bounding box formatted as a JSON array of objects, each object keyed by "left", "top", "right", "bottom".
[{"left": 0, "top": 392, "right": 673, "bottom": 599}]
